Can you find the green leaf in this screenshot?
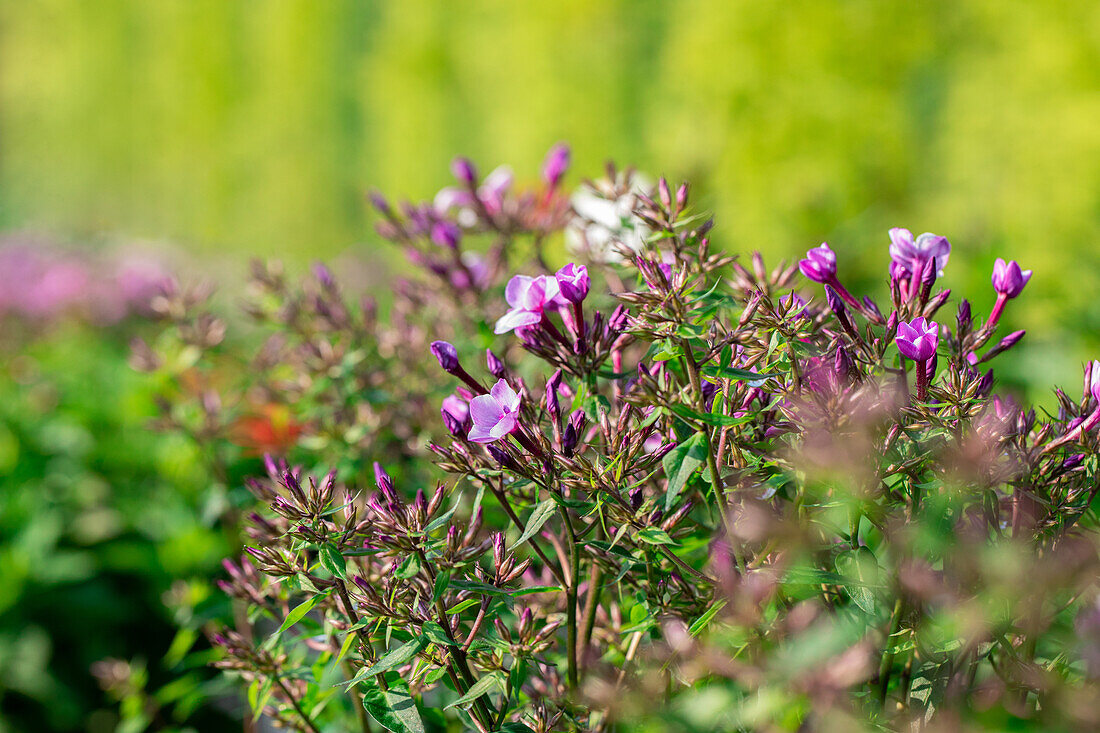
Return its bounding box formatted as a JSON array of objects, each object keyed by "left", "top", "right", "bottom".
[
  {"left": 635, "top": 527, "right": 674, "bottom": 546},
  {"left": 277, "top": 592, "right": 329, "bottom": 634},
  {"left": 446, "top": 671, "right": 505, "bottom": 709},
  {"left": 395, "top": 554, "right": 421, "bottom": 580},
  {"left": 446, "top": 598, "right": 480, "bottom": 615},
  {"left": 344, "top": 637, "right": 426, "bottom": 687},
  {"left": 362, "top": 680, "right": 425, "bottom": 733},
  {"left": 835, "top": 547, "right": 881, "bottom": 615},
  {"left": 423, "top": 503, "right": 459, "bottom": 534},
  {"left": 702, "top": 365, "right": 779, "bottom": 382},
  {"left": 320, "top": 544, "right": 347, "bottom": 579},
  {"left": 432, "top": 570, "right": 451, "bottom": 603},
  {"left": 662, "top": 432, "right": 708, "bottom": 510},
  {"left": 650, "top": 341, "right": 683, "bottom": 362},
  {"left": 688, "top": 600, "right": 728, "bottom": 637},
  {"left": 508, "top": 498, "right": 558, "bottom": 551},
  {"left": 421, "top": 621, "right": 455, "bottom": 647},
  {"left": 495, "top": 723, "right": 537, "bottom": 733}
]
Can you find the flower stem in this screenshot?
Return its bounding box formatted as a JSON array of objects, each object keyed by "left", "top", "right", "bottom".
[{"left": 557, "top": 504, "right": 580, "bottom": 689}]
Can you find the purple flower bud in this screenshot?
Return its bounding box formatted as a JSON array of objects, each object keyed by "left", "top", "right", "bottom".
[
  {"left": 442, "top": 410, "right": 466, "bottom": 438},
  {"left": 957, "top": 299, "right": 972, "bottom": 331},
  {"left": 486, "top": 443, "right": 518, "bottom": 470},
  {"left": 998, "top": 330, "right": 1026, "bottom": 351},
  {"left": 991, "top": 258, "right": 1032, "bottom": 299},
  {"left": 824, "top": 284, "right": 846, "bottom": 316},
  {"left": 1086, "top": 360, "right": 1100, "bottom": 402},
  {"left": 1064, "top": 453, "right": 1085, "bottom": 471},
  {"left": 312, "top": 261, "right": 335, "bottom": 288},
  {"left": 835, "top": 345, "right": 854, "bottom": 382},
  {"left": 895, "top": 317, "right": 939, "bottom": 362},
  {"left": 797, "top": 243, "right": 837, "bottom": 283},
  {"left": 676, "top": 182, "right": 689, "bottom": 210},
  {"left": 486, "top": 349, "right": 506, "bottom": 378},
  {"left": 442, "top": 394, "right": 469, "bottom": 424},
  {"left": 977, "top": 369, "right": 995, "bottom": 397},
  {"left": 541, "top": 143, "right": 570, "bottom": 189},
  {"left": 451, "top": 157, "right": 477, "bottom": 185},
  {"left": 373, "top": 462, "right": 397, "bottom": 501},
  {"left": 468, "top": 379, "right": 522, "bottom": 443},
  {"left": 556, "top": 263, "right": 590, "bottom": 304},
  {"left": 368, "top": 190, "right": 391, "bottom": 216},
  {"left": 430, "top": 221, "right": 462, "bottom": 249},
  {"left": 546, "top": 369, "right": 563, "bottom": 422},
  {"left": 607, "top": 305, "right": 629, "bottom": 335},
  {"left": 431, "top": 341, "right": 460, "bottom": 374}
]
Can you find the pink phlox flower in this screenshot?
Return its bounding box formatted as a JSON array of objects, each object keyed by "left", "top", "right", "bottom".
[
  {"left": 889, "top": 228, "right": 951, "bottom": 278},
  {"left": 895, "top": 316, "right": 939, "bottom": 362},
  {"left": 468, "top": 379, "right": 523, "bottom": 443},
  {"left": 494, "top": 274, "right": 565, "bottom": 334}
]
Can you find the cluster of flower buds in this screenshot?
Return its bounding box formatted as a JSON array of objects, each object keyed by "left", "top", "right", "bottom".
[{"left": 370, "top": 144, "right": 574, "bottom": 304}]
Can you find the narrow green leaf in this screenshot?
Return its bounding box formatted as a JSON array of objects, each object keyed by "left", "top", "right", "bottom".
[
  {"left": 446, "top": 598, "right": 480, "bottom": 615},
  {"left": 669, "top": 403, "right": 752, "bottom": 428},
  {"left": 343, "top": 637, "right": 425, "bottom": 688},
  {"left": 688, "top": 600, "right": 728, "bottom": 637},
  {"left": 277, "top": 592, "right": 328, "bottom": 634},
  {"left": 662, "top": 432, "right": 708, "bottom": 510},
  {"left": 508, "top": 498, "right": 558, "bottom": 551},
  {"left": 445, "top": 671, "right": 505, "bottom": 709}
]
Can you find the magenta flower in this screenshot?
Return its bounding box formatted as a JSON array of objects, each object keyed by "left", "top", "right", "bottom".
[
  {"left": 542, "top": 143, "right": 571, "bottom": 189},
  {"left": 494, "top": 274, "right": 564, "bottom": 334},
  {"left": 556, "top": 263, "right": 590, "bottom": 304},
  {"left": 889, "top": 228, "right": 951, "bottom": 278},
  {"left": 896, "top": 317, "right": 939, "bottom": 362},
  {"left": 468, "top": 379, "right": 522, "bottom": 443},
  {"left": 991, "top": 258, "right": 1031, "bottom": 299},
  {"left": 797, "top": 243, "right": 837, "bottom": 283},
  {"left": 987, "top": 258, "right": 1032, "bottom": 328}
]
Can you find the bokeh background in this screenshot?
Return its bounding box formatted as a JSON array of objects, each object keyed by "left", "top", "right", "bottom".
[{"left": 1, "top": 1, "right": 1099, "bottom": 730}]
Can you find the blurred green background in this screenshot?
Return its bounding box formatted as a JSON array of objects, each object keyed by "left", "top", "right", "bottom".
[{"left": 3, "top": 0, "right": 1100, "bottom": 392}]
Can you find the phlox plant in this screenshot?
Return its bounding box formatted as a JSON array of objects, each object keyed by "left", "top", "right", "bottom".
[{"left": 133, "top": 148, "right": 1100, "bottom": 733}]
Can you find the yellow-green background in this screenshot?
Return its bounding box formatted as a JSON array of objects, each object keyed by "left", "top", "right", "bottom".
[{"left": 2, "top": 0, "right": 1099, "bottom": 393}]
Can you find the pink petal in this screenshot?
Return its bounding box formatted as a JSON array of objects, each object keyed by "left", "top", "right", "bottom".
[{"left": 494, "top": 308, "right": 540, "bottom": 334}]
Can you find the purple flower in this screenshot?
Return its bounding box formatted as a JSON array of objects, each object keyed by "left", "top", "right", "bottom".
[
  {"left": 494, "top": 274, "right": 564, "bottom": 334},
  {"left": 895, "top": 317, "right": 939, "bottom": 362},
  {"left": 479, "top": 166, "right": 513, "bottom": 215},
  {"left": 542, "top": 143, "right": 571, "bottom": 189},
  {"left": 468, "top": 379, "right": 522, "bottom": 443},
  {"left": 889, "top": 228, "right": 951, "bottom": 278},
  {"left": 797, "top": 243, "right": 837, "bottom": 283},
  {"left": 556, "top": 263, "right": 590, "bottom": 304},
  {"left": 991, "top": 258, "right": 1031, "bottom": 299}
]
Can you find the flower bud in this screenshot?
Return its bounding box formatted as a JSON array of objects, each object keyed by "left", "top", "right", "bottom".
[
  {"left": 541, "top": 143, "right": 570, "bottom": 189},
  {"left": 451, "top": 157, "right": 477, "bottom": 185},
  {"left": 430, "top": 341, "right": 460, "bottom": 374},
  {"left": 430, "top": 221, "right": 462, "bottom": 249},
  {"left": 486, "top": 349, "right": 506, "bottom": 378}
]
